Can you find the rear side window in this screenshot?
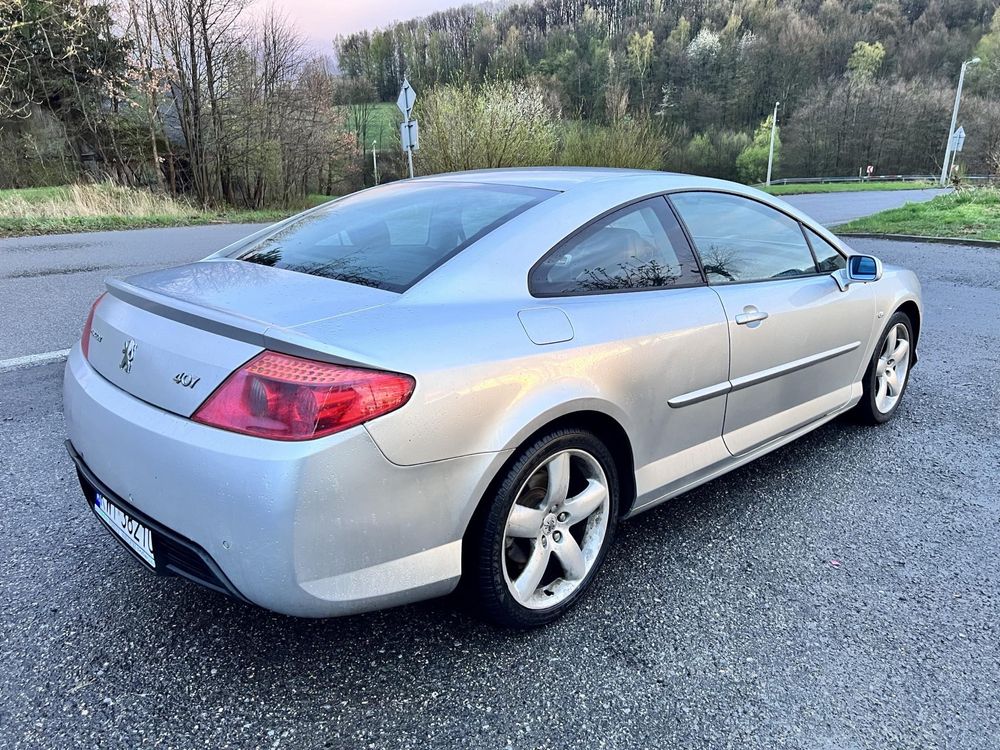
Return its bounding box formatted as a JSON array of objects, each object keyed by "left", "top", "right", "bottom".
[
  {"left": 530, "top": 197, "right": 704, "bottom": 295},
  {"left": 235, "top": 182, "right": 552, "bottom": 292},
  {"left": 804, "top": 226, "right": 847, "bottom": 272},
  {"left": 669, "top": 192, "right": 818, "bottom": 283}
]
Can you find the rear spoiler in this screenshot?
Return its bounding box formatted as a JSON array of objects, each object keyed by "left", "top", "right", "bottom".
[{"left": 105, "top": 275, "right": 374, "bottom": 369}]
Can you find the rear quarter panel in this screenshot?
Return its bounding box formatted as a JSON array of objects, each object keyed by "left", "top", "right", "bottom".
[{"left": 294, "top": 300, "right": 634, "bottom": 466}]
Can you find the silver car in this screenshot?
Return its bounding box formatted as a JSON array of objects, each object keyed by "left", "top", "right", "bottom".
[{"left": 64, "top": 168, "right": 921, "bottom": 627}]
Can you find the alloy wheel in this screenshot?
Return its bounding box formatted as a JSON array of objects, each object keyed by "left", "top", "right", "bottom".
[
  {"left": 875, "top": 322, "right": 911, "bottom": 414},
  {"left": 501, "top": 449, "right": 610, "bottom": 610}
]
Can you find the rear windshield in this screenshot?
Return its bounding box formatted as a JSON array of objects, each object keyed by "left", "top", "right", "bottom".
[{"left": 234, "top": 181, "right": 553, "bottom": 292}]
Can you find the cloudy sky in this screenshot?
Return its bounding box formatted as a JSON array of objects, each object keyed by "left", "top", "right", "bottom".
[{"left": 282, "top": 0, "right": 466, "bottom": 51}]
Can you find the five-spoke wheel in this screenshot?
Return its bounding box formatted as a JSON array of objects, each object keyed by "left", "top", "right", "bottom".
[
  {"left": 502, "top": 449, "right": 610, "bottom": 609},
  {"left": 464, "top": 428, "right": 619, "bottom": 628},
  {"left": 856, "top": 310, "right": 914, "bottom": 424},
  {"left": 874, "top": 322, "right": 910, "bottom": 414}
]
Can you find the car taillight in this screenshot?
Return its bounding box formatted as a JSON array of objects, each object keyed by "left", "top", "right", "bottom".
[
  {"left": 192, "top": 351, "right": 415, "bottom": 441},
  {"left": 81, "top": 293, "right": 106, "bottom": 359}
]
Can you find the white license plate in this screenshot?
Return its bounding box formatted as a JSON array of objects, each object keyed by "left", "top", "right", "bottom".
[{"left": 94, "top": 492, "right": 156, "bottom": 568}]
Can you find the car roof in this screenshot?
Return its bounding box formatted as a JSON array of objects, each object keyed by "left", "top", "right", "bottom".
[{"left": 415, "top": 167, "right": 705, "bottom": 192}]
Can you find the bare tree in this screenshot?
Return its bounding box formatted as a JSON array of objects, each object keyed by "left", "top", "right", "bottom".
[{"left": 150, "top": 0, "right": 247, "bottom": 204}]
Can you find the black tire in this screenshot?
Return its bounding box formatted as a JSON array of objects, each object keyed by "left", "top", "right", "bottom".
[
  {"left": 854, "top": 310, "right": 914, "bottom": 425},
  {"left": 462, "top": 427, "right": 620, "bottom": 629}
]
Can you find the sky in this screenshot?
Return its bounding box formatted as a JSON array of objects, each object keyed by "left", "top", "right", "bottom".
[{"left": 279, "top": 0, "right": 468, "bottom": 52}]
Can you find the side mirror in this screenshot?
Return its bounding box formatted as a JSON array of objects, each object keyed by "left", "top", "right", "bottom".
[
  {"left": 848, "top": 254, "right": 882, "bottom": 281},
  {"left": 835, "top": 254, "right": 883, "bottom": 290}
]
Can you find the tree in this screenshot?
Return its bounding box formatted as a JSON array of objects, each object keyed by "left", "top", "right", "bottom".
[
  {"left": 970, "top": 7, "right": 1000, "bottom": 96},
  {"left": 736, "top": 115, "right": 779, "bottom": 183},
  {"left": 148, "top": 0, "right": 251, "bottom": 204},
  {"left": 847, "top": 41, "right": 886, "bottom": 85},
  {"left": 627, "top": 30, "right": 654, "bottom": 111},
  {"left": 0, "top": 0, "right": 137, "bottom": 184}
]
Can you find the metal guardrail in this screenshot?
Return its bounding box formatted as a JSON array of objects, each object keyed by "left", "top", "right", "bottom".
[{"left": 766, "top": 175, "right": 991, "bottom": 186}]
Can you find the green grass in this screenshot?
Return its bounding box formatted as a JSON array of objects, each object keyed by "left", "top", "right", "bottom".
[
  {"left": 834, "top": 188, "right": 1000, "bottom": 242},
  {"left": 338, "top": 102, "right": 401, "bottom": 151},
  {"left": 0, "top": 184, "right": 336, "bottom": 238},
  {"left": 763, "top": 181, "right": 937, "bottom": 195},
  {"left": 0, "top": 210, "right": 296, "bottom": 237},
  {"left": 0, "top": 185, "right": 72, "bottom": 203},
  {"left": 0, "top": 212, "right": 285, "bottom": 236}
]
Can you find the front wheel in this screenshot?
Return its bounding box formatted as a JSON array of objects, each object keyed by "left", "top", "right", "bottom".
[
  {"left": 464, "top": 428, "right": 619, "bottom": 628},
  {"left": 855, "top": 311, "right": 914, "bottom": 424}
]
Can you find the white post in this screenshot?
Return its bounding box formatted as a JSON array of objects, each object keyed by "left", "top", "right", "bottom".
[
  {"left": 406, "top": 142, "right": 414, "bottom": 180},
  {"left": 372, "top": 140, "right": 379, "bottom": 185},
  {"left": 940, "top": 58, "right": 980, "bottom": 186},
  {"left": 766, "top": 101, "right": 779, "bottom": 186}
]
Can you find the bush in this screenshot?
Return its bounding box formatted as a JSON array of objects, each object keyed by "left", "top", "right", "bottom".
[
  {"left": 558, "top": 118, "right": 663, "bottom": 169},
  {"left": 677, "top": 128, "right": 751, "bottom": 180},
  {"left": 416, "top": 80, "right": 559, "bottom": 173}
]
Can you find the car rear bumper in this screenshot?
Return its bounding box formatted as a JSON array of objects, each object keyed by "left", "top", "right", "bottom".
[
  {"left": 67, "top": 441, "right": 252, "bottom": 602},
  {"left": 63, "top": 343, "right": 504, "bottom": 617}
]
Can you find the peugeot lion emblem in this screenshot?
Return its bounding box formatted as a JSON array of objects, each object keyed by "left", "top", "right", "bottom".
[{"left": 120, "top": 338, "right": 137, "bottom": 373}]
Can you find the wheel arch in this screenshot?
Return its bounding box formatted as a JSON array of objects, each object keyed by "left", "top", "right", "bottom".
[
  {"left": 895, "top": 299, "right": 921, "bottom": 360},
  {"left": 462, "top": 408, "right": 639, "bottom": 551}
]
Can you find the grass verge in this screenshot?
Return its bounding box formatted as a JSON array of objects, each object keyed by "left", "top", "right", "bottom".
[
  {"left": 764, "top": 181, "right": 937, "bottom": 195},
  {"left": 834, "top": 188, "right": 1000, "bottom": 242},
  {"left": 336, "top": 102, "right": 401, "bottom": 151},
  {"left": 0, "top": 184, "right": 334, "bottom": 238}
]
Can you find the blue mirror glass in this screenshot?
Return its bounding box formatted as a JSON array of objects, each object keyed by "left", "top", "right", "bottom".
[{"left": 849, "top": 255, "right": 878, "bottom": 278}]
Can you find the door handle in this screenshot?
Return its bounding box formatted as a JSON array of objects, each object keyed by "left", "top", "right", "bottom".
[{"left": 735, "top": 308, "right": 769, "bottom": 326}]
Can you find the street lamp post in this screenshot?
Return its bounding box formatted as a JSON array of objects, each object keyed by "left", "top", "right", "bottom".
[
  {"left": 940, "top": 57, "right": 980, "bottom": 186},
  {"left": 766, "top": 101, "right": 780, "bottom": 187}
]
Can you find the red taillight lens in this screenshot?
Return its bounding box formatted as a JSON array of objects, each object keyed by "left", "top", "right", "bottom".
[
  {"left": 81, "top": 293, "right": 106, "bottom": 360},
  {"left": 192, "top": 351, "right": 415, "bottom": 441}
]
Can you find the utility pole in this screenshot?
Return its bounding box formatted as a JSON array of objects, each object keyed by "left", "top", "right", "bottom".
[
  {"left": 940, "top": 58, "right": 980, "bottom": 186},
  {"left": 766, "top": 101, "right": 780, "bottom": 187},
  {"left": 372, "top": 140, "right": 379, "bottom": 185}
]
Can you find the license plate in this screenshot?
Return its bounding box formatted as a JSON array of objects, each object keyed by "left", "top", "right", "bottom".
[{"left": 94, "top": 492, "right": 156, "bottom": 568}]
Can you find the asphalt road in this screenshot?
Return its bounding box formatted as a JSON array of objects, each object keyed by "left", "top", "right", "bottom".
[
  {"left": 0, "top": 188, "right": 946, "bottom": 362},
  {"left": 780, "top": 187, "right": 946, "bottom": 226},
  {"left": 1, "top": 235, "right": 998, "bottom": 749},
  {"left": 0, "top": 224, "right": 264, "bottom": 362}
]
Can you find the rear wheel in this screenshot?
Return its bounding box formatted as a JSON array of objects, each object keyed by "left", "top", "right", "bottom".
[
  {"left": 855, "top": 311, "right": 914, "bottom": 424},
  {"left": 464, "top": 428, "right": 619, "bottom": 628}
]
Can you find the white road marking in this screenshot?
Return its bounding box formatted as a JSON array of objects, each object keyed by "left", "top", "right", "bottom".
[{"left": 0, "top": 348, "right": 71, "bottom": 374}]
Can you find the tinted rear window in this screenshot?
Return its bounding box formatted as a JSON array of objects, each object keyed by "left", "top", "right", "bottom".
[{"left": 235, "top": 181, "right": 553, "bottom": 291}]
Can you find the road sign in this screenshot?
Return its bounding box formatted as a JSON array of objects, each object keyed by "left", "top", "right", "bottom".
[
  {"left": 397, "top": 79, "right": 416, "bottom": 119},
  {"left": 400, "top": 120, "right": 419, "bottom": 151},
  {"left": 951, "top": 125, "right": 966, "bottom": 152},
  {"left": 397, "top": 80, "right": 418, "bottom": 179}
]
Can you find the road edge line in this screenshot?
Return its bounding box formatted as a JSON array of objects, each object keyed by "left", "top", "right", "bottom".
[{"left": 0, "top": 349, "right": 71, "bottom": 374}]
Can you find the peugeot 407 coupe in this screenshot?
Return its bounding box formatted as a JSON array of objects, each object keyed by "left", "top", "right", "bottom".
[{"left": 65, "top": 168, "right": 922, "bottom": 628}]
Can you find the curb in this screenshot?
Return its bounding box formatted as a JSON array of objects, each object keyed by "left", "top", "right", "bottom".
[
  {"left": 837, "top": 232, "right": 1000, "bottom": 248},
  {"left": 0, "top": 348, "right": 70, "bottom": 374}
]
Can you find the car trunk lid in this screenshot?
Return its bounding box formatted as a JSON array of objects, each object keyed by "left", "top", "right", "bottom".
[{"left": 86, "top": 259, "right": 397, "bottom": 417}]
